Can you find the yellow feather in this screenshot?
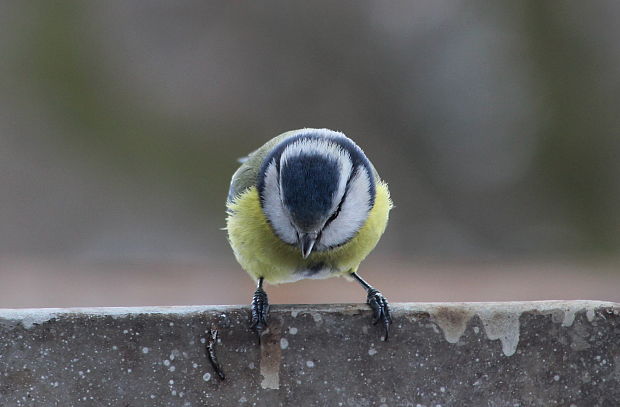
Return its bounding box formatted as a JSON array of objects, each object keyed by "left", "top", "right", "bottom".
[{"left": 226, "top": 181, "right": 392, "bottom": 284}]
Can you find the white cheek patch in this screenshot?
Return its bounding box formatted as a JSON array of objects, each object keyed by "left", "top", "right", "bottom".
[
  {"left": 319, "top": 166, "right": 372, "bottom": 249},
  {"left": 262, "top": 160, "right": 297, "bottom": 245},
  {"left": 330, "top": 154, "right": 352, "bottom": 215}
]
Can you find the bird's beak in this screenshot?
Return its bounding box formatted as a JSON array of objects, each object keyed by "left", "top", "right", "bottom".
[{"left": 299, "top": 232, "right": 318, "bottom": 259}]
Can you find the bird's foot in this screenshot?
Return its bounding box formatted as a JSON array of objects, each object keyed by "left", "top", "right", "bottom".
[
  {"left": 367, "top": 288, "right": 392, "bottom": 340},
  {"left": 250, "top": 286, "right": 269, "bottom": 339}
]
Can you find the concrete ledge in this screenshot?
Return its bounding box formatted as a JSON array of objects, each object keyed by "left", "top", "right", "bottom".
[{"left": 1, "top": 301, "right": 619, "bottom": 406}]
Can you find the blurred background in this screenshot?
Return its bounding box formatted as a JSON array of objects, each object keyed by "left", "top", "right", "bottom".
[{"left": 1, "top": 1, "right": 619, "bottom": 308}]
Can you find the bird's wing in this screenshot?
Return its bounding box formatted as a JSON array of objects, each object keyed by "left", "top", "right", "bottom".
[{"left": 227, "top": 131, "right": 295, "bottom": 203}]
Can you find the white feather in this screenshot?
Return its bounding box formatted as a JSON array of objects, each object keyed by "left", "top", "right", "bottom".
[
  {"left": 318, "top": 166, "right": 372, "bottom": 249},
  {"left": 261, "top": 160, "right": 297, "bottom": 244}
]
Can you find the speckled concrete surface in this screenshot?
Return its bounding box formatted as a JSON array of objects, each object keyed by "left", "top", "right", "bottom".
[{"left": 1, "top": 301, "right": 619, "bottom": 406}]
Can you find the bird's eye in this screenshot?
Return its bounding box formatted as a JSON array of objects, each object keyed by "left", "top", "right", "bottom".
[{"left": 326, "top": 200, "right": 343, "bottom": 226}]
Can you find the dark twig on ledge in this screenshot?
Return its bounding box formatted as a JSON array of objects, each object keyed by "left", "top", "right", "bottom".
[{"left": 206, "top": 328, "right": 225, "bottom": 380}]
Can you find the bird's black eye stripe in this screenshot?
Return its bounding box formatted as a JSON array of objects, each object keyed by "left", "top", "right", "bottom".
[
  {"left": 325, "top": 168, "right": 356, "bottom": 227},
  {"left": 326, "top": 200, "right": 343, "bottom": 225}
]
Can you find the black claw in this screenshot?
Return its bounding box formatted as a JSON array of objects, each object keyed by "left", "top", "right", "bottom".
[
  {"left": 367, "top": 288, "right": 392, "bottom": 340},
  {"left": 250, "top": 286, "right": 269, "bottom": 339}
]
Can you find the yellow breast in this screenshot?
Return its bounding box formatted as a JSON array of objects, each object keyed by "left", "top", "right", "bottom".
[{"left": 226, "top": 181, "right": 392, "bottom": 284}]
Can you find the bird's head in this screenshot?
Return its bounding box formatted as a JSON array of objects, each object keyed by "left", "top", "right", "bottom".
[{"left": 258, "top": 129, "right": 376, "bottom": 258}]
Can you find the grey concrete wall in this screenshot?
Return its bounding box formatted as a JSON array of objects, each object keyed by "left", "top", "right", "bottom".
[{"left": 0, "top": 301, "right": 619, "bottom": 407}]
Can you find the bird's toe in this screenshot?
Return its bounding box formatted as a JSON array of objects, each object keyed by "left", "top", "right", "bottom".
[
  {"left": 367, "top": 288, "right": 392, "bottom": 340},
  {"left": 250, "top": 286, "right": 270, "bottom": 340}
]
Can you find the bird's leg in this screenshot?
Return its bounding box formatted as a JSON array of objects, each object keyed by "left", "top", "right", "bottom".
[
  {"left": 250, "top": 277, "right": 269, "bottom": 339},
  {"left": 351, "top": 272, "right": 392, "bottom": 340}
]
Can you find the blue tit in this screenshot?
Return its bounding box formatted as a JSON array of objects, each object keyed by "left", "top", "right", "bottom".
[{"left": 226, "top": 128, "right": 393, "bottom": 339}]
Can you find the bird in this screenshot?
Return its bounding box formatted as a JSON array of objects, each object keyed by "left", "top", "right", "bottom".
[{"left": 226, "top": 128, "right": 393, "bottom": 340}]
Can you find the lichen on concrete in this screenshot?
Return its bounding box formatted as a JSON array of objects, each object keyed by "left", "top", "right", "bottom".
[{"left": 403, "top": 300, "right": 615, "bottom": 356}]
